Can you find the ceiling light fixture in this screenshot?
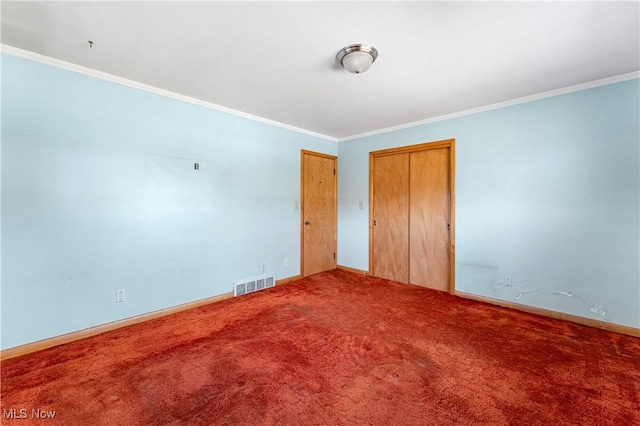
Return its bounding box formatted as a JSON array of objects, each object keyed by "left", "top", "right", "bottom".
[{"left": 336, "top": 44, "right": 378, "bottom": 74}]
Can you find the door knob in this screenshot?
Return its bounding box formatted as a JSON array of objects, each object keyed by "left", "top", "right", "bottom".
[{"left": 304, "top": 220, "right": 311, "bottom": 225}]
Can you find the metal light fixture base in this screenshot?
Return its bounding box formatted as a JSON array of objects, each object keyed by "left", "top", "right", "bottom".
[{"left": 336, "top": 44, "right": 378, "bottom": 74}]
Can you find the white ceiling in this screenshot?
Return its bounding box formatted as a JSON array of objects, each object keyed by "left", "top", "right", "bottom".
[{"left": 2, "top": 1, "right": 639, "bottom": 141}]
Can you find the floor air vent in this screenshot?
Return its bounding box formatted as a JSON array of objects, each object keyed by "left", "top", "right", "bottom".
[{"left": 234, "top": 274, "right": 275, "bottom": 297}]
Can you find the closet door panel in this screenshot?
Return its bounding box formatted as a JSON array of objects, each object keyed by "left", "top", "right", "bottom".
[
  {"left": 372, "top": 153, "right": 409, "bottom": 283},
  {"left": 409, "top": 148, "right": 450, "bottom": 291}
]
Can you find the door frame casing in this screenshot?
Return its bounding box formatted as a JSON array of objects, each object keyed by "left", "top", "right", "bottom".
[
  {"left": 300, "top": 150, "right": 338, "bottom": 277},
  {"left": 369, "top": 139, "right": 456, "bottom": 293}
]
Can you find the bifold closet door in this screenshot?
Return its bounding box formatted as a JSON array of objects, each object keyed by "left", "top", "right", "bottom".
[
  {"left": 371, "top": 143, "right": 452, "bottom": 292},
  {"left": 409, "top": 148, "right": 450, "bottom": 291},
  {"left": 372, "top": 153, "right": 409, "bottom": 283}
]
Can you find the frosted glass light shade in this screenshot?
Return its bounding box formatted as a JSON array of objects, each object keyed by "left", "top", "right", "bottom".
[
  {"left": 336, "top": 44, "right": 378, "bottom": 74},
  {"left": 342, "top": 51, "right": 374, "bottom": 74}
]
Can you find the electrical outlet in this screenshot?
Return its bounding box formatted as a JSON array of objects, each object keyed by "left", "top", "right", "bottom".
[
  {"left": 505, "top": 276, "right": 512, "bottom": 287},
  {"left": 260, "top": 263, "right": 265, "bottom": 272},
  {"left": 284, "top": 258, "right": 289, "bottom": 267},
  {"left": 116, "top": 289, "right": 125, "bottom": 303}
]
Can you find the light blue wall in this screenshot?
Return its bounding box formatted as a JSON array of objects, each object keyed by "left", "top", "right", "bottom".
[
  {"left": 2, "top": 53, "right": 638, "bottom": 350},
  {"left": 1, "top": 54, "right": 337, "bottom": 349},
  {"left": 338, "top": 79, "right": 640, "bottom": 329}
]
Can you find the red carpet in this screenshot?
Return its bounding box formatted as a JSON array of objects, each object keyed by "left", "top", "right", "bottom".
[{"left": 2, "top": 269, "right": 639, "bottom": 425}]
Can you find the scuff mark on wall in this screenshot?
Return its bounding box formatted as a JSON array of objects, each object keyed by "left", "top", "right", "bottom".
[
  {"left": 63, "top": 272, "right": 89, "bottom": 282},
  {"left": 492, "top": 279, "right": 608, "bottom": 318},
  {"left": 551, "top": 290, "right": 607, "bottom": 317}
]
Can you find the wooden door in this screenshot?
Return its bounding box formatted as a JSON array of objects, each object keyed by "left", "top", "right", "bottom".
[
  {"left": 409, "top": 148, "right": 450, "bottom": 291},
  {"left": 371, "top": 153, "right": 410, "bottom": 283},
  {"left": 301, "top": 150, "right": 337, "bottom": 277},
  {"left": 369, "top": 139, "right": 455, "bottom": 292}
]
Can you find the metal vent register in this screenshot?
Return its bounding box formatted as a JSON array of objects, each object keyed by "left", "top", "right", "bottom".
[{"left": 233, "top": 275, "right": 275, "bottom": 297}]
